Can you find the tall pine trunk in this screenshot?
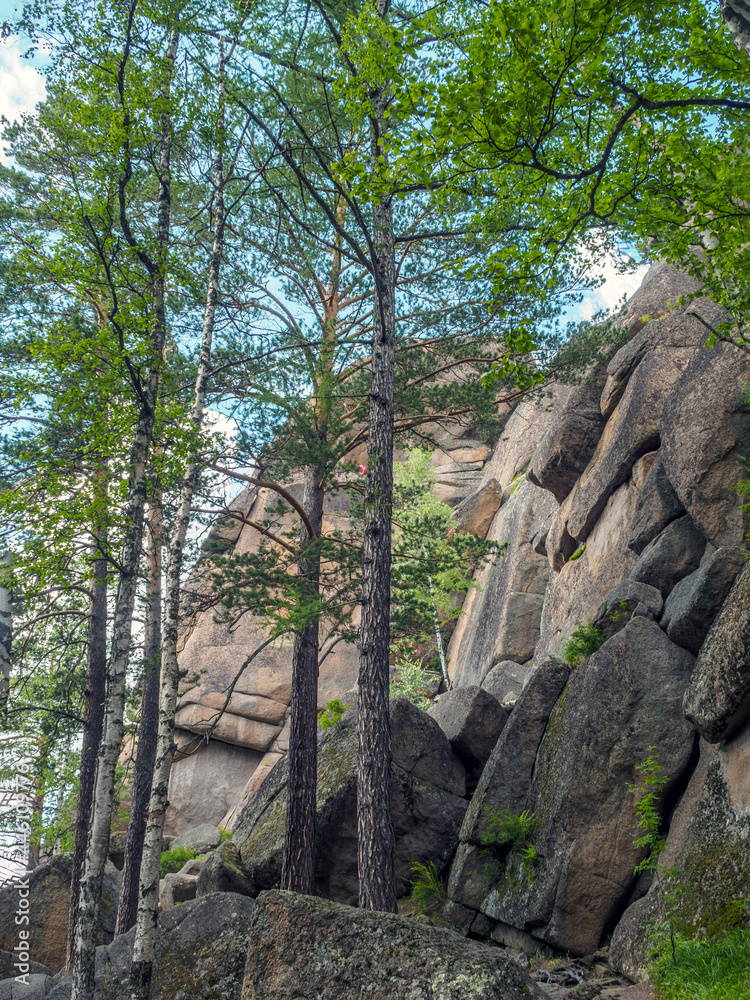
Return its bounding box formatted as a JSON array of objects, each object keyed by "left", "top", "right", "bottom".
[
  {"left": 66, "top": 533, "right": 107, "bottom": 969},
  {"left": 281, "top": 461, "right": 324, "bottom": 893},
  {"left": 70, "top": 28, "right": 179, "bottom": 1000},
  {"left": 357, "top": 22, "right": 398, "bottom": 912},
  {"left": 0, "top": 552, "right": 10, "bottom": 719},
  {"left": 129, "top": 53, "right": 224, "bottom": 1000},
  {"left": 114, "top": 503, "right": 161, "bottom": 936}
]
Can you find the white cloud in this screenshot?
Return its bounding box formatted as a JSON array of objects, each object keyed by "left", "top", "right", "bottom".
[
  {"left": 569, "top": 243, "right": 649, "bottom": 324},
  {"left": 0, "top": 37, "right": 45, "bottom": 158}
]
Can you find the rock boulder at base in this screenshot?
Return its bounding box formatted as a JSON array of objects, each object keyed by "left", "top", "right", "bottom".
[
  {"left": 447, "top": 659, "right": 570, "bottom": 912},
  {"left": 232, "top": 699, "right": 468, "bottom": 904},
  {"left": 172, "top": 822, "right": 222, "bottom": 855},
  {"left": 611, "top": 723, "right": 750, "bottom": 981},
  {"left": 95, "top": 892, "right": 254, "bottom": 1000},
  {"left": 0, "top": 855, "right": 121, "bottom": 973},
  {"left": 428, "top": 687, "right": 508, "bottom": 779},
  {"left": 463, "top": 620, "right": 695, "bottom": 956},
  {"left": 241, "top": 889, "right": 547, "bottom": 1000},
  {"left": 683, "top": 559, "right": 750, "bottom": 742},
  {"left": 196, "top": 840, "right": 257, "bottom": 898},
  {"left": 628, "top": 514, "right": 705, "bottom": 596},
  {"left": 661, "top": 545, "right": 744, "bottom": 655}
]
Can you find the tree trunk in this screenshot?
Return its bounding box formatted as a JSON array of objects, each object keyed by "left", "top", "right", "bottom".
[
  {"left": 70, "top": 28, "right": 179, "bottom": 1000},
  {"left": 114, "top": 503, "right": 161, "bottom": 937},
  {"left": 357, "top": 28, "right": 398, "bottom": 913},
  {"left": 0, "top": 553, "right": 10, "bottom": 719},
  {"left": 66, "top": 537, "right": 107, "bottom": 969},
  {"left": 281, "top": 461, "right": 324, "bottom": 894},
  {"left": 129, "top": 48, "right": 223, "bottom": 1000},
  {"left": 720, "top": 0, "right": 750, "bottom": 58}
]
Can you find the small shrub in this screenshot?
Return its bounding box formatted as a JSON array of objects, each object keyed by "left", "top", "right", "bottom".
[
  {"left": 219, "top": 827, "right": 232, "bottom": 843},
  {"left": 568, "top": 543, "right": 586, "bottom": 561},
  {"left": 562, "top": 620, "right": 606, "bottom": 666},
  {"left": 520, "top": 844, "right": 539, "bottom": 884},
  {"left": 317, "top": 698, "right": 350, "bottom": 731},
  {"left": 628, "top": 748, "right": 668, "bottom": 875},
  {"left": 406, "top": 861, "right": 445, "bottom": 915},
  {"left": 390, "top": 641, "right": 432, "bottom": 710},
  {"left": 483, "top": 808, "right": 536, "bottom": 850},
  {"left": 159, "top": 845, "right": 199, "bottom": 878}
]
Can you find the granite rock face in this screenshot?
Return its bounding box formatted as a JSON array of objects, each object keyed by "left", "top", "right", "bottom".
[
  {"left": 450, "top": 622, "right": 696, "bottom": 955},
  {"left": 611, "top": 722, "right": 750, "bottom": 980},
  {"left": 242, "top": 890, "right": 547, "bottom": 1000},
  {"left": 661, "top": 545, "right": 744, "bottom": 655},
  {"left": 232, "top": 700, "right": 468, "bottom": 904},
  {"left": 167, "top": 414, "right": 497, "bottom": 833},
  {"left": 684, "top": 559, "right": 750, "bottom": 742}
]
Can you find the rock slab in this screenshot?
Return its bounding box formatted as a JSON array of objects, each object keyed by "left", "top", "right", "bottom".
[{"left": 242, "top": 889, "right": 547, "bottom": 1000}]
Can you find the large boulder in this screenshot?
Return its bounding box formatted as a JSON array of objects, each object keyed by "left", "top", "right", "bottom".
[
  {"left": 626, "top": 455, "right": 685, "bottom": 555},
  {"left": 611, "top": 723, "right": 750, "bottom": 981},
  {"left": 447, "top": 659, "right": 570, "bottom": 913},
  {"left": 196, "top": 840, "right": 257, "bottom": 898},
  {"left": 94, "top": 892, "right": 254, "bottom": 1000},
  {"left": 660, "top": 545, "right": 744, "bottom": 655},
  {"left": 455, "top": 620, "right": 696, "bottom": 956},
  {"left": 241, "top": 890, "right": 547, "bottom": 1000},
  {"left": 527, "top": 356, "right": 613, "bottom": 504},
  {"left": 172, "top": 823, "right": 222, "bottom": 855},
  {"left": 628, "top": 514, "right": 705, "bottom": 596},
  {"left": 590, "top": 580, "right": 663, "bottom": 641},
  {"left": 446, "top": 480, "right": 556, "bottom": 688},
  {"left": 660, "top": 340, "right": 750, "bottom": 547},
  {"left": 480, "top": 660, "right": 528, "bottom": 704},
  {"left": 232, "top": 699, "right": 467, "bottom": 904},
  {"left": 428, "top": 687, "right": 508, "bottom": 779},
  {"left": 0, "top": 855, "right": 121, "bottom": 973},
  {"left": 684, "top": 558, "right": 750, "bottom": 742}
]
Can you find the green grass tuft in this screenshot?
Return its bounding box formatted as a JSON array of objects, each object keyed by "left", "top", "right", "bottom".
[
  {"left": 650, "top": 928, "right": 750, "bottom": 1000},
  {"left": 159, "top": 845, "right": 199, "bottom": 878}
]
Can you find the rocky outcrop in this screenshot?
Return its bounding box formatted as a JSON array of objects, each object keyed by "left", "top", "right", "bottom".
[
  {"left": 611, "top": 720, "right": 750, "bottom": 980},
  {"left": 428, "top": 687, "right": 508, "bottom": 782},
  {"left": 0, "top": 855, "right": 121, "bottom": 974},
  {"left": 242, "top": 889, "right": 547, "bottom": 1000},
  {"left": 683, "top": 559, "right": 750, "bottom": 742},
  {"left": 232, "top": 699, "right": 467, "bottom": 904},
  {"left": 449, "top": 623, "right": 696, "bottom": 955},
  {"left": 196, "top": 841, "right": 257, "bottom": 898},
  {"left": 162, "top": 260, "right": 750, "bottom": 972},
  {"left": 95, "top": 893, "right": 254, "bottom": 1000}
]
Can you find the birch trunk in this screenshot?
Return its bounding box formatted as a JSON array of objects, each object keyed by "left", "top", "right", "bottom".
[
  {"left": 129, "top": 55, "right": 225, "bottom": 1000},
  {"left": 114, "top": 503, "right": 161, "bottom": 936},
  {"left": 357, "top": 21, "right": 398, "bottom": 912},
  {"left": 66, "top": 537, "right": 107, "bottom": 968},
  {"left": 0, "top": 552, "right": 11, "bottom": 718},
  {"left": 70, "top": 29, "right": 179, "bottom": 1000}
]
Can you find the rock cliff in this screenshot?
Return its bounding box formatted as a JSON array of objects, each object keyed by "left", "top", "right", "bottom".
[{"left": 165, "top": 260, "right": 750, "bottom": 971}]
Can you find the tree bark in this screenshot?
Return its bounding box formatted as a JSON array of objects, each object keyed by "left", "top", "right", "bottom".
[
  {"left": 281, "top": 461, "right": 324, "bottom": 894},
  {"left": 0, "top": 553, "right": 10, "bottom": 719},
  {"left": 357, "top": 16, "right": 398, "bottom": 913},
  {"left": 720, "top": 0, "right": 750, "bottom": 58},
  {"left": 129, "top": 45, "right": 223, "bottom": 1000},
  {"left": 114, "top": 503, "right": 161, "bottom": 937},
  {"left": 66, "top": 535, "right": 107, "bottom": 969},
  {"left": 70, "top": 28, "right": 179, "bottom": 1000}
]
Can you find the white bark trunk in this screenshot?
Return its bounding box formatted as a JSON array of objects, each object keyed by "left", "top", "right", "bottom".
[
  {"left": 129, "top": 48, "right": 226, "bottom": 1000},
  {"left": 70, "top": 28, "right": 180, "bottom": 1000}
]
